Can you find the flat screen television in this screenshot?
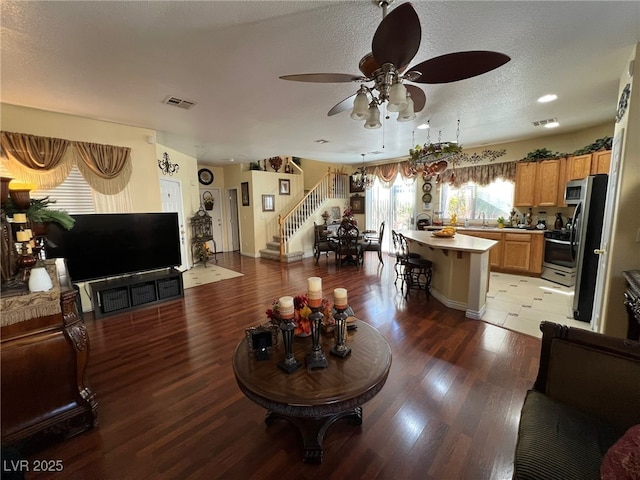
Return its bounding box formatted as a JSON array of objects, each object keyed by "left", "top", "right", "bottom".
[{"left": 45, "top": 213, "right": 182, "bottom": 282}]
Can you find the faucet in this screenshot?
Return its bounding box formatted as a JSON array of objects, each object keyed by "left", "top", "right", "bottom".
[{"left": 480, "top": 212, "right": 488, "bottom": 227}]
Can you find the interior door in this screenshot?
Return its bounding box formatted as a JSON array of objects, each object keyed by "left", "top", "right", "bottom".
[
  {"left": 199, "top": 187, "right": 224, "bottom": 252},
  {"left": 228, "top": 189, "right": 240, "bottom": 251},
  {"left": 159, "top": 178, "right": 189, "bottom": 270},
  {"left": 592, "top": 129, "right": 623, "bottom": 332}
]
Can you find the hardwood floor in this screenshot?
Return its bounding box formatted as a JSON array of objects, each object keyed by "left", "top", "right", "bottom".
[{"left": 22, "top": 252, "right": 541, "bottom": 480}]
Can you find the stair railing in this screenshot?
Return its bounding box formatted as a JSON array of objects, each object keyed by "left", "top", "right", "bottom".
[{"left": 277, "top": 169, "right": 349, "bottom": 259}]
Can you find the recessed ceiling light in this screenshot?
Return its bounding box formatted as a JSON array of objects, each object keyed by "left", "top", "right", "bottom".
[
  {"left": 228, "top": 158, "right": 235, "bottom": 162},
  {"left": 544, "top": 121, "right": 560, "bottom": 129},
  {"left": 416, "top": 123, "right": 430, "bottom": 129},
  {"left": 537, "top": 94, "right": 558, "bottom": 103},
  {"left": 314, "top": 139, "right": 330, "bottom": 144}
]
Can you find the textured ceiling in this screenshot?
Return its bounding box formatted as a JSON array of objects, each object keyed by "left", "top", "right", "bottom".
[{"left": 1, "top": 1, "right": 639, "bottom": 166}]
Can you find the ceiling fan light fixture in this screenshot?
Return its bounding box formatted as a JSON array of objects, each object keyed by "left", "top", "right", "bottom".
[
  {"left": 387, "top": 82, "right": 407, "bottom": 112},
  {"left": 397, "top": 96, "right": 415, "bottom": 122},
  {"left": 364, "top": 104, "right": 382, "bottom": 129},
  {"left": 350, "top": 91, "right": 370, "bottom": 120}
]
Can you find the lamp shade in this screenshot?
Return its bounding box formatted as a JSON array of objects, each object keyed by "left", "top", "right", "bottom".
[
  {"left": 364, "top": 104, "right": 382, "bottom": 129},
  {"left": 387, "top": 82, "right": 408, "bottom": 112},
  {"left": 397, "top": 96, "right": 416, "bottom": 122},
  {"left": 28, "top": 266, "right": 53, "bottom": 293},
  {"left": 350, "top": 92, "right": 369, "bottom": 120}
]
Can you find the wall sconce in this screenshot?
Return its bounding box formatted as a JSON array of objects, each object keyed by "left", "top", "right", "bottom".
[{"left": 158, "top": 152, "right": 179, "bottom": 176}]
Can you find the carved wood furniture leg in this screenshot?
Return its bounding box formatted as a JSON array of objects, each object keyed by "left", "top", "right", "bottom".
[{"left": 264, "top": 408, "right": 363, "bottom": 463}]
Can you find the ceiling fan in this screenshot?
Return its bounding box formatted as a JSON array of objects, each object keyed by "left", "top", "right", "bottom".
[{"left": 280, "top": 1, "right": 510, "bottom": 129}]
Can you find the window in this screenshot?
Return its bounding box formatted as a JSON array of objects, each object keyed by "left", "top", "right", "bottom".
[
  {"left": 31, "top": 167, "right": 95, "bottom": 214},
  {"left": 0, "top": 164, "right": 95, "bottom": 214},
  {"left": 365, "top": 176, "right": 416, "bottom": 252},
  {"left": 441, "top": 179, "right": 514, "bottom": 221}
]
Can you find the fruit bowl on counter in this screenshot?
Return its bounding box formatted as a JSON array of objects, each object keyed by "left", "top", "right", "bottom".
[{"left": 432, "top": 227, "right": 456, "bottom": 238}]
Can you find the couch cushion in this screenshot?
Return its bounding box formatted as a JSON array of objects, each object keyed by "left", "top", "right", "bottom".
[{"left": 514, "top": 390, "right": 623, "bottom": 480}]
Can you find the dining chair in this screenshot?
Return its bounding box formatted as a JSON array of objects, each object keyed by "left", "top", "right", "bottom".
[
  {"left": 313, "top": 222, "right": 337, "bottom": 265},
  {"left": 336, "top": 224, "right": 363, "bottom": 267},
  {"left": 362, "top": 221, "right": 385, "bottom": 265}
]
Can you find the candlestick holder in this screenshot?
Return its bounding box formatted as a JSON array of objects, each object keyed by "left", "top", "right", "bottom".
[
  {"left": 330, "top": 305, "right": 351, "bottom": 358},
  {"left": 305, "top": 306, "right": 328, "bottom": 370},
  {"left": 277, "top": 316, "right": 302, "bottom": 374}
]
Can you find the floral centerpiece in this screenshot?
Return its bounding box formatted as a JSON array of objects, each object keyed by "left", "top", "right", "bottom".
[
  {"left": 266, "top": 294, "right": 334, "bottom": 336},
  {"left": 341, "top": 207, "right": 357, "bottom": 227}
]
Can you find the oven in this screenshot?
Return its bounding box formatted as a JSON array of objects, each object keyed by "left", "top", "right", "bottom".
[{"left": 541, "top": 231, "right": 577, "bottom": 287}]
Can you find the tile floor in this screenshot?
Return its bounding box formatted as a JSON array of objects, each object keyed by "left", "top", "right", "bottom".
[{"left": 482, "top": 272, "right": 592, "bottom": 338}]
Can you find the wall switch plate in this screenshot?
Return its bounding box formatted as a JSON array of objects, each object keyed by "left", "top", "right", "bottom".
[{"left": 636, "top": 227, "right": 640, "bottom": 243}]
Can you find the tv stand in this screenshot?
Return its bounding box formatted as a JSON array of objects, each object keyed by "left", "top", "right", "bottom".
[{"left": 90, "top": 268, "right": 183, "bottom": 319}]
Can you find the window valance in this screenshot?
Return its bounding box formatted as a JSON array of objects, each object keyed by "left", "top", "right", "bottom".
[
  {"left": 367, "top": 159, "right": 516, "bottom": 188},
  {"left": 0, "top": 131, "right": 132, "bottom": 194},
  {"left": 439, "top": 161, "right": 517, "bottom": 188}
]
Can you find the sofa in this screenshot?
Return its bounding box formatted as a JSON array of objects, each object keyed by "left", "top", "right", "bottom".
[{"left": 514, "top": 321, "right": 640, "bottom": 480}]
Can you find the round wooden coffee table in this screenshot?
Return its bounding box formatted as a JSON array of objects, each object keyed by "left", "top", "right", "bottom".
[{"left": 233, "top": 320, "right": 392, "bottom": 463}]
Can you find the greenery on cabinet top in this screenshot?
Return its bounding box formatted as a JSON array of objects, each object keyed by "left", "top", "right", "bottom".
[{"left": 520, "top": 136, "right": 612, "bottom": 162}]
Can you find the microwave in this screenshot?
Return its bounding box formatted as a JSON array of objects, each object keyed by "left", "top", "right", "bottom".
[{"left": 564, "top": 178, "right": 587, "bottom": 205}]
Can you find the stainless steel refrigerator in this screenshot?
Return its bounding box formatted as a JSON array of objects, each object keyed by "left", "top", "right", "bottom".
[{"left": 565, "top": 174, "right": 608, "bottom": 322}]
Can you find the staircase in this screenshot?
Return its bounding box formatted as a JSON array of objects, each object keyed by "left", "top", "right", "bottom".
[
  {"left": 259, "top": 170, "right": 349, "bottom": 262},
  {"left": 259, "top": 235, "right": 304, "bottom": 263}
]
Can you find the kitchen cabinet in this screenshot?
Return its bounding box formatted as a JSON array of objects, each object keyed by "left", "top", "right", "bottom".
[
  {"left": 503, "top": 233, "right": 532, "bottom": 272},
  {"left": 591, "top": 150, "right": 611, "bottom": 175},
  {"left": 535, "top": 159, "right": 561, "bottom": 207},
  {"left": 514, "top": 159, "right": 561, "bottom": 207},
  {"left": 514, "top": 162, "right": 537, "bottom": 207},
  {"left": 464, "top": 231, "right": 503, "bottom": 269},
  {"left": 566, "top": 154, "right": 592, "bottom": 180},
  {"left": 461, "top": 229, "right": 544, "bottom": 275},
  {"left": 505, "top": 232, "right": 543, "bottom": 274}
]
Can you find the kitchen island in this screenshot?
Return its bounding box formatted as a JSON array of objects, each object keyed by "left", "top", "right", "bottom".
[{"left": 402, "top": 230, "right": 498, "bottom": 319}]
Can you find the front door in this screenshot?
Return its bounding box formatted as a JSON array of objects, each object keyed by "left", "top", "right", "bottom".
[{"left": 159, "top": 178, "right": 189, "bottom": 270}]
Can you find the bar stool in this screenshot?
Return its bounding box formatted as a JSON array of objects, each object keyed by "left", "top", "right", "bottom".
[
  {"left": 403, "top": 257, "right": 433, "bottom": 299},
  {"left": 398, "top": 233, "right": 432, "bottom": 299}
]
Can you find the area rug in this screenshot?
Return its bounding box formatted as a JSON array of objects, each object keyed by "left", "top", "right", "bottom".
[{"left": 182, "top": 263, "right": 244, "bottom": 289}]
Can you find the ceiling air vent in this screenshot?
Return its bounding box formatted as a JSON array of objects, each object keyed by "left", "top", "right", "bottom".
[
  {"left": 163, "top": 96, "right": 197, "bottom": 110},
  {"left": 532, "top": 117, "right": 557, "bottom": 127}
]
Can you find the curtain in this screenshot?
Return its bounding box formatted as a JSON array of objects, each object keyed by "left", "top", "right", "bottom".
[
  {"left": 0, "top": 131, "right": 133, "bottom": 195},
  {"left": 440, "top": 161, "right": 517, "bottom": 188},
  {"left": 93, "top": 188, "right": 133, "bottom": 213},
  {"left": 0, "top": 132, "right": 73, "bottom": 189},
  {"left": 74, "top": 141, "right": 132, "bottom": 194}
]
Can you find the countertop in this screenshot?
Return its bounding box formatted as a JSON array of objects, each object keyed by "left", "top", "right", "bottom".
[
  {"left": 402, "top": 230, "right": 498, "bottom": 254},
  {"left": 422, "top": 225, "right": 546, "bottom": 234}
]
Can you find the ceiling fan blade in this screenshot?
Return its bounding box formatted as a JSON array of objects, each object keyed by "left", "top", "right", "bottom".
[
  {"left": 327, "top": 94, "right": 356, "bottom": 116},
  {"left": 408, "top": 51, "right": 511, "bottom": 84},
  {"left": 280, "top": 73, "right": 364, "bottom": 83},
  {"left": 406, "top": 85, "right": 426, "bottom": 112},
  {"left": 372, "top": 3, "right": 421, "bottom": 69}
]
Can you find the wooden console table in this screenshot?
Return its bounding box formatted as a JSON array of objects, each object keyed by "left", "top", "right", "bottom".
[
  {"left": 232, "top": 320, "right": 391, "bottom": 463},
  {"left": 1, "top": 259, "right": 98, "bottom": 449}
]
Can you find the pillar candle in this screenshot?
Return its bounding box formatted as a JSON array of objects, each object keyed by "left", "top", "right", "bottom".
[
  {"left": 307, "top": 276, "right": 322, "bottom": 307},
  {"left": 13, "top": 213, "right": 27, "bottom": 223},
  {"left": 278, "top": 296, "right": 294, "bottom": 318},
  {"left": 334, "top": 288, "right": 348, "bottom": 308}
]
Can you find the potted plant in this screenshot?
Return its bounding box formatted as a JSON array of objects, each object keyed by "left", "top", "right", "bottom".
[
  {"left": 4, "top": 196, "right": 75, "bottom": 231},
  {"left": 497, "top": 216, "right": 506, "bottom": 228}
]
